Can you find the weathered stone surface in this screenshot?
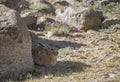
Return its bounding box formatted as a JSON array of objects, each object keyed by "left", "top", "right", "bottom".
[
  {"left": 53, "top": 0, "right": 70, "bottom": 6},
  {"left": 5, "top": 0, "right": 20, "bottom": 9},
  {"left": 81, "top": 0, "right": 120, "bottom": 11},
  {"left": 103, "top": 17, "right": 120, "bottom": 26},
  {"left": 0, "top": 5, "right": 34, "bottom": 78},
  {"left": 25, "top": 0, "right": 42, "bottom": 5},
  {"left": 25, "top": 0, "right": 55, "bottom": 15},
  {"left": 101, "top": 0, "right": 120, "bottom": 5},
  {"left": 5, "top": 0, "right": 28, "bottom": 12},
  {"left": 82, "top": 0, "right": 100, "bottom": 7},
  {"left": 0, "top": 0, "right": 6, "bottom": 3},
  {"left": 55, "top": 7, "right": 76, "bottom": 23},
  {"left": 79, "top": 8, "right": 103, "bottom": 31},
  {"left": 21, "top": 12, "right": 37, "bottom": 26},
  {"left": 20, "top": 0, "right": 55, "bottom": 26}
]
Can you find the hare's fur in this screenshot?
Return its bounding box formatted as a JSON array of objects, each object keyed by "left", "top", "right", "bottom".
[
  {"left": 32, "top": 42, "right": 58, "bottom": 66},
  {"left": 30, "top": 30, "right": 58, "bottom": 66}
]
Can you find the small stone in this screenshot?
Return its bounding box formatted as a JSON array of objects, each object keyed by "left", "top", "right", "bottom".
[
  {"left": 109, "top": 73, "right": 117, "bottom": 78},
  {"left": 44, "top": 75, "right": 49, "bottom": 79},
  {"left": 46, "top": 31, "right": 53, "bottom": 38},
  {"left": 103, "top": 74, "right": 109, "bottom": 78}
]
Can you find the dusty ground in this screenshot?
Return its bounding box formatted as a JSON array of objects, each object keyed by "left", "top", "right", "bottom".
[{"left": 26, "top": 29, "right": 120, "bottom": 82}]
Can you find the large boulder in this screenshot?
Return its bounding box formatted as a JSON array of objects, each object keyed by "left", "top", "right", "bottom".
[{"left": 0, "top": 5, "right": 34, "bottom": 78}]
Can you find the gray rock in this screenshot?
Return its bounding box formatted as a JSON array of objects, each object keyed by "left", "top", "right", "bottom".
[
  {"left": 0, "top": 0, "right": 6, "bottom": 3},
  {"left": 21, "top": 13, "right": 37, "bottom": 26},
  {"left": 5, "top": 0, "right": 28, "bottom": 12},
  {"left": 79, "top": 8, "right": 103, "bottom": 31},
  {"left": 0, "top": 4, "right": 34, "bottom": 78},
  {"left": 56, "top": 7, "right": 103, "bottom": 31},
  {"left": 25, "top": 0, "right": 55, "bottom": 15},
  {"left": 53, "top": 0, "right": 70, "bottom": 6},
  {"left": 103, "top": 17, "right": 120, "bottom": 26}
]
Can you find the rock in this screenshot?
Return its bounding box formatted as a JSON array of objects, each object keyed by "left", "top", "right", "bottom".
[
  {"left": 25, "top": 0, "right": 42, "bottom": 5},
  {"left": 109, "top": 73, "right": 117, "bottom": 78},
  {"left": 20, "top": 0, "right": 55, "bottom": 26},
  {"left": 0, "top": 5, "right": 34, "bottom": 78},
  {"left": 79, "top": 8, "right": 103, "bottom": 31},
  {"left": 5, "top": 0, "right": 28, "bottom": 12},
  {"left": 36, "top": 16, "right": 46, "bottom": 25},
  {"left": 101, "top": 0, "right": 120, "bottom": 5},
  {"left": 53, "top": 0, "right": 70, "bottom": 6},
  {"left": 36, "top": 17, "right": 58, "bottom": 31},
  {"left": 21, "top": 13, "right": 37, "bottom": 26},
  {"left": 25, "top": 0, "right": 55, "bottom": 15},
  {"left": 0, "top": 0, "right": 6, "bottom": 3},
  {"left": 55, "top": 7, "right": 76, "bottom": 22},
  {"left": 30, "top": 31, "right": 58, "bottom": 66},
  {"left": 52, "top": 0, "right": 71, "bottom": 11},
  {"left": 55, "top": 6, "right": 103, "bottom": 31},
  {"left": 81, "top": 0, "right": 120, "bottom": 11},
  {"left": 36, "top": 16, "right": 57, "bottom": 25},
  {"left": 103, "top": 73, "right": 117, "bottom": 78},
  {"left": 103, "top": 17, "right": 120, "bottom": 26},
  {"left": 46, "top": 31, "right": 53, "bottom": 38},
  {"left": 81, "top": 0, "right": 100, "bottom": 8}
]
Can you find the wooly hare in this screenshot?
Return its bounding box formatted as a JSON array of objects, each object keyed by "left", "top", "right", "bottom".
[{"left": 32, "top": 43, "right": 58, "bottom": 66}]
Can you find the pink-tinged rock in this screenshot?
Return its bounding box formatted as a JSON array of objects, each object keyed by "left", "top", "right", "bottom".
[{"left": 0, "top": 4, "right": 34, "bottom": 78}]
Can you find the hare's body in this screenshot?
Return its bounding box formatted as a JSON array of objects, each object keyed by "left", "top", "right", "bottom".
[
  {"left": 30, "top": 30, "right": 58, "bottom": 66},
  {"left": 32, "top": 43, "right": 58, "bottom": 66}
]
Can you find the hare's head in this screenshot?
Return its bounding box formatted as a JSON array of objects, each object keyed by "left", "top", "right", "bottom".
[
  {"left": 32, "top": 45, "right": 58, "bottom": 66},
  {"left": 47, "top": 47, "right": 58, "bottom": 66}
]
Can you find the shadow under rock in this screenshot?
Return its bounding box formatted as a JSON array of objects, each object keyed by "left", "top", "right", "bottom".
[
  {"left": 0, "top": 61, "right": 91, "bottom": 81},
  {"left": 30, "top": 31, "right": 87, "bottom": 49},
  {"left": 39, "top": 38, "right": 86, "bottom": 49},
  {"left": 33, "top": 61, "right": 91, "bottom": 78}
]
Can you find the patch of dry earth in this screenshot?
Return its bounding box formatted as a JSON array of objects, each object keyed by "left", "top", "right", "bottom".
[{"left": 27, "top": 30, "right": 120, "bottom": 82}]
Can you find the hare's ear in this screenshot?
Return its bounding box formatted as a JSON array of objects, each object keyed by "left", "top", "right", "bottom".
[{"left": 38, "top": 43, "right": 48, "bottom": 49}]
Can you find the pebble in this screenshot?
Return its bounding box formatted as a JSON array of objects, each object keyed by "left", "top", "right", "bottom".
[
  {"left": 44, "top": 75, "right": 49, "bottom": 79},
  {"left": 109, "top": 73, "right": 117, "bottom": 78},
  {"left": 46, "top": 31, "right": 53, "bottom": 38}
]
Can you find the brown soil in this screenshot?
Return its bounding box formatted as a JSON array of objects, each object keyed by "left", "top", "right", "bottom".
[{"left": 27, "top": 30, "right": 120, "bottom": 82}]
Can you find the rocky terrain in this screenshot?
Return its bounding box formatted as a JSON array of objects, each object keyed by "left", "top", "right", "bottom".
[
  {"left": 28, "top": 29, "right": 120, "bottom": 82},
  {"left": 0, "top": 0, "right": 120, "bottom": 82}
]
